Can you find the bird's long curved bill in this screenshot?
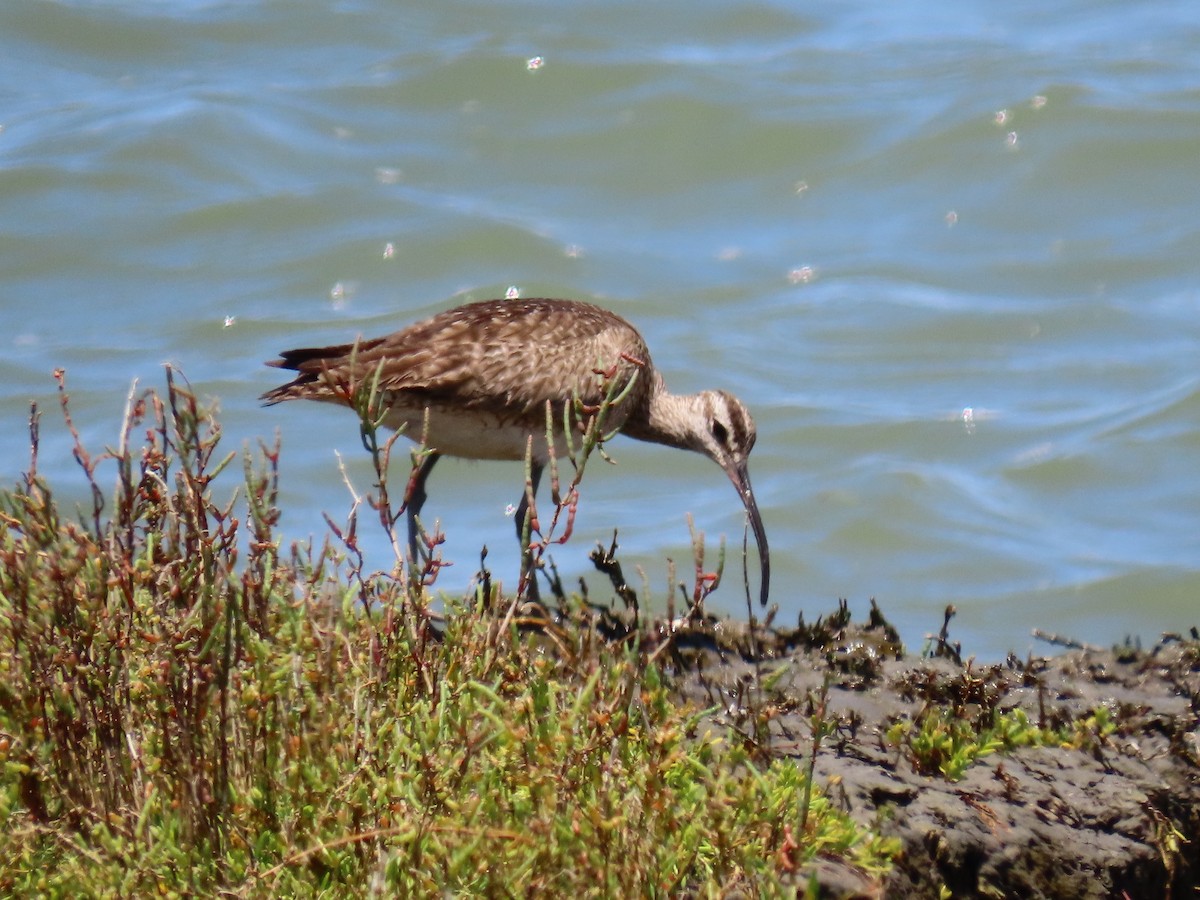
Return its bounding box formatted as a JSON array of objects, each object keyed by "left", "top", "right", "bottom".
[{"left": 723, "top": 460, "right": 770, "bottom": 607}]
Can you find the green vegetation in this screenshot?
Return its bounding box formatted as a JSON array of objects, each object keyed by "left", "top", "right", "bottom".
[
  {"left": 0, "top": 371, "right": 897, "bottom": 896},
  {"left": 885, "top": 682, "right": 1122, "bottom": 782},
  {"left": 885, "top": 706, "right": 1054, "bottom": 781}
]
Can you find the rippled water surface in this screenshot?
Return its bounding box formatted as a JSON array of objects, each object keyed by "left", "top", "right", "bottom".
[{"left": 3, "top": 1, "right": 1197, "bottom": 658}]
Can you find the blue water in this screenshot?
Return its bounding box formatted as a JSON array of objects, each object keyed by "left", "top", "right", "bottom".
[{"left": 1, "top": 0, "right": 1197, "bottom": 658}]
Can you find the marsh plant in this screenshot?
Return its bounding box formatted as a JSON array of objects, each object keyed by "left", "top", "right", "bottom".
[{"left": 0, "top": 369, "right": 896, "bottom": 896}]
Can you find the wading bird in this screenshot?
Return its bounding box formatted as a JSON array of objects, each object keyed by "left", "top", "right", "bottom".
[{"left": 261, "top": 298, "right": 769, "bottom": 605}]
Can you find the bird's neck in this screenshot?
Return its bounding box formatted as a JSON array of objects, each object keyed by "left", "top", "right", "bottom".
[{"left": 621, "top": 372, "right": 699, "bottom": 452}]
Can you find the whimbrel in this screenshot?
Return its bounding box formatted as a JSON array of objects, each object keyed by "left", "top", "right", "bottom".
[{"left": 261, "top": 298, "right": 769, "bottom": 605}]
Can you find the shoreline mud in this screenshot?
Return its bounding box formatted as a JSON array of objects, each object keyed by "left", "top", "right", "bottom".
[{"left": 657, "top": 602, "right": 1200, "bottom": 897}]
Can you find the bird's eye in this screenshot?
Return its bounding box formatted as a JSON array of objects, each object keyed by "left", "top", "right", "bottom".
[{"left": 711, "top": 421, "right": 729, "bottom": 445}]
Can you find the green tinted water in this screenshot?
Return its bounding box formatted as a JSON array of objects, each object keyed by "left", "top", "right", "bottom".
[{"left": 2, "top": 1, "right": 1197, "bottom": 656}]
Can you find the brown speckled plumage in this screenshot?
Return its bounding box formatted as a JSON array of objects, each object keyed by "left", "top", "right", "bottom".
[{"left": 262, "top": 298, "right": 769, "bottom": 605}]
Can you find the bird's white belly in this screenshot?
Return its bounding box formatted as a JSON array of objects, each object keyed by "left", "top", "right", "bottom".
[{"left": 382, "top": 404, "right": 572, "bottom": 463}]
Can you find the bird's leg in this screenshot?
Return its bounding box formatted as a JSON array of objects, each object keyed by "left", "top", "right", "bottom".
[
  {"left": 405, "top": 451, "right": 440, "bottom": 565},
  {"left": 515, "top": 462, "right": 544, "bottom": 602}
]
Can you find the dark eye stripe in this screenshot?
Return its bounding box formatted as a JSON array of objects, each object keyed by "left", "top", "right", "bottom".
[{"left": 714, "top": 391, "right": 757, "bottom": 456}]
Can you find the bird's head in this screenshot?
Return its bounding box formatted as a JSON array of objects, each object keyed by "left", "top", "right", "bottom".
[{"left": 686, "top": 390, "right": 770, "bottom": 607}]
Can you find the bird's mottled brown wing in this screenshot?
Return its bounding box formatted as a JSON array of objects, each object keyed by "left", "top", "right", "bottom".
[{"left": 262, "top": 299, "right": 653, "bottom": 421}]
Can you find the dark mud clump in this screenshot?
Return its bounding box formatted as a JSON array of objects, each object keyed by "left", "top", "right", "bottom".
[{"left": 656, "top": 601, "right": 1200, "bottom": 898}]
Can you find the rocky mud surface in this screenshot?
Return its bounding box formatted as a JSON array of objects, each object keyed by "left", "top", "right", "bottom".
[{"left": 657, "top": 603, "right": 1200, "bottom": 898}]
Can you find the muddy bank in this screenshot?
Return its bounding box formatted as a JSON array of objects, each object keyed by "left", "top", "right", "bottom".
[{"left": 658, "top": 603, "right": 1200, "bottom": 898}]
